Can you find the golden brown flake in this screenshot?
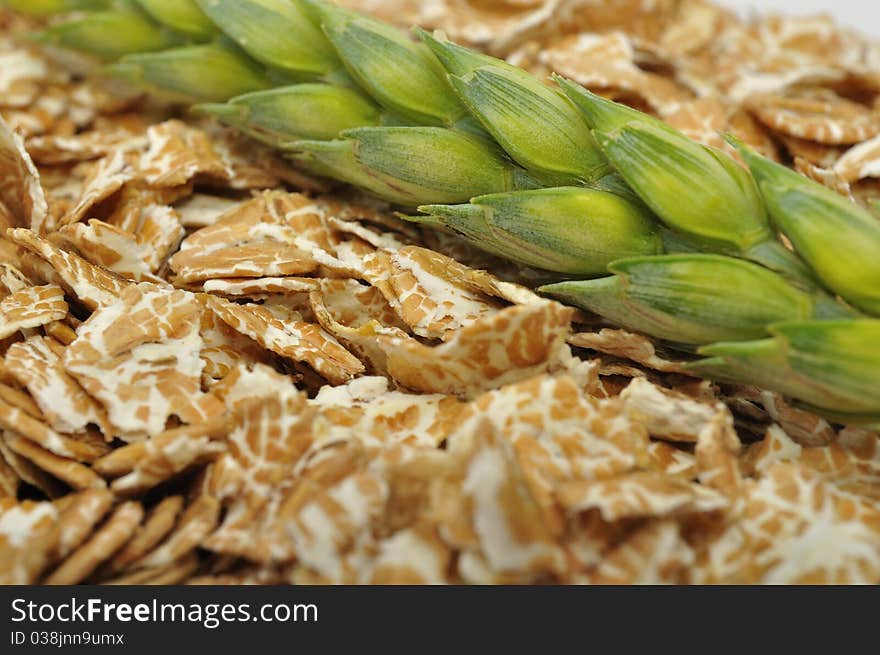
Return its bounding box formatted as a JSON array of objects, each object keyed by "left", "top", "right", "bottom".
[
  {"left": 102, "top": 552, "right": 200, "bottom": 585},
  {"left": 367, "top": 526, "right": 452, "bottom": 584},
  {"left": 42, "top": 320, "right": 77, "bottom": 346},
  {"left": 0, "top": 381, "right": 44, "bottom": 420},
  {"left": 661, "top": 95, "right": 730, "bottom": 148},
  {"left": 646, "top": 441, "right": 697, "bottom": 479},
  {"left": 2, "top": 431, "right": 106, "bottom": 490},
  {"left": 99, "top": 420, "right": 227, "bottom": 495},
  {"left": 729, "top": 387, "right": 838, "bottom": 447},
  {"left": 832, "top": 134, "right": 880, "bottom": 183},
  {"left": 59, "top": 212, "right": 183, "bottom": 282},
  {"left": 309, "top": 296, "right": 411, "bottom": 377},
  {"left": 43, "top": 501, "right": 144, "bottom": 584},
  {"left": 0, "top": 46, "right": 48, "bottom": 109},
  {"left": 174, "top": 193, "right": 243, "bottom": 229},
  {"left": 0, "top": 498, "right": 59, "bottom": 584},
  {"left": 0, "top": 448, "right": 18, "bottom": 498},
  {"left": 693, "top": 463, "right": 880, "bottom": 583},
  {"left": 591, "top": 520, "right": 694, "bottom": 584},
  {"left": 559, "top": 470, "right": 727, "bottom": 521},
  {"left": 451, "top": 375, "right": 648, "bottom": 535},
  {"left": 64, "top": 283, "right": 223, "bottom": 437},
  {"left": 286, "top": 464, "right": 388, "bottom": 583},
  {"left": 0, "top": 283, "right": 67, "bottom": 339},
  {"left": 2, "top": 85, "right": 72, "bottom": 139},
  {"left": 6, "top": 228, "right": 130, "bottom": 310},
  {"left": 26, "top": 127, "right": 141, "bottom": 166},
  {"left": 5, "top": 336, "right": 112, "bottom": 436},
  {"left": 0, "top": 261, "right": 30, "bottom": 295},
  {"left": 695, "top": 410, "right": 742, "bottom": 499},
  {"left": 363, "top": 247, "right": 516, "bottom": 340},
  {"left": 747, "top": 89, "right": 880, "bottom": 145},
  {"left": 208, "top": 296, "right": 364, "bottom": 385},
  {"left": 794, "top": 157, "right": 853, "bottom": 196},
  {"left": 0, "top": 398, "right": 106, "bottom": 462},
  {"left": 541, "top": 32, "right": 691, "bottom": 114},
  {"left": 196, "top": 298, "right": 272, "bottom": 383},
  {"left": 204, "top": 277, "right": 318, "bottom": 298},
  {"left": 454, "top": 418, "right": 564, "bottom": 582},
  {"left": 378, "top": 299, "right": 574, "bottom": 397},
  {"left": 52, "top": 488, "right": 114, "bottom": 563},
  {"left": 569, "top": 329, "right": 690, "bottom": 374},
  {"left": 620, "top": 378, "right": 724, "bottom": 443},
  {"left": 312, "top": 376, "right": 465, "bottom": 449},
  {"left": 0, "top": 433, "right": 66, "bottom": 498},
  {"left": 315, "top": 278, "right": 408, "bottom": 331},
  {"left": 201, "top": 124, "right": 292, "bottom": 190},
  {"left": 203, "top": 385, "right": 317, "bottom": 563},
  {"left": 175, "top": 242, "right": 316, "bottom": 284},
  {"left": 136, "top": 495, "right": 220, "bottom": 569},
  {"left": 746, "top": 426, "right": 880, "bottom": 502},
  {"left": 98, "top": 495, "right": 185, "bottom": 578},
  {"left": 0, "top": 115, "right": 47, "bottom": 232},
  {"left": 136, "top": 120, "right": 229, "bottom": 188},
  {"left": 58, "top": 149, "right": 135, "bottom": 230},
  {"left": 170, "top": 192, "right": 324, "bottom": 284}
]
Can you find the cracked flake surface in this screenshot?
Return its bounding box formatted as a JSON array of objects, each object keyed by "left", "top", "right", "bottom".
[{"left": 64, "top": 284, "right": 222, "bottom": 438}]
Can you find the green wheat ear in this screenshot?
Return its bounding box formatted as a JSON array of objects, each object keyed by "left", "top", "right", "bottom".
[{"left": 12, "top": 0, "right": 880, "bottom": 422}]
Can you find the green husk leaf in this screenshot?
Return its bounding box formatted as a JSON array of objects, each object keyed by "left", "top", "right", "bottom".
[
  {"left": 558, "top": 78, "right": 814, "bottom": 285},
  {"left": 694, "top": 320, "right": 880, "bottom": 416},
  {"left": 33, "top": 8, "right": 172, "bottom": 60},
  {"left": 195, "top": 0, "right": 340, "bottom": 77},
  {"left": 559, "top": 80, "right": 767, "bottom": 248},
  {"left": 306, "top": 0, "right": 464, "bottom": 125},
  {"left": 418, "top": 187, "right": 661, "bottom": 275},
  {"left": 290, "top": 127, "right": 530, "bottom": 206},
  {"left": 195, "top": 83, "right": 381, "bottom": 146},
  {"left": 731, "top": 136, "right": 880, "bottom": 316},
  {"left": 107, "top": 42, "right": 271, "bottom": 103},
  {"left": 136, "top": 0, "right": 215, "bottom": 39},
  {"left": 687, "top": 347, "right": 822, "bottom": 397},
  {"left": 421, "top": 31, "right": 607, "bottom": 181},
  {"left": 541, "top": 254, "right": 842, "bottom": 344},
  {"left": 539, "top": 275, "right": 679, "bottom": 338}
]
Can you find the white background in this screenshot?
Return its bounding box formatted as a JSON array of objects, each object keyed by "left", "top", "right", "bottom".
[{"left": 716, "top": 0, "right": 880, "bottom": 39}]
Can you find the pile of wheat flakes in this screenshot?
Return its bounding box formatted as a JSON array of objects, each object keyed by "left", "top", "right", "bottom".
[{"left": 1, "top": 2, "right": 879, "bottom": 585}]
